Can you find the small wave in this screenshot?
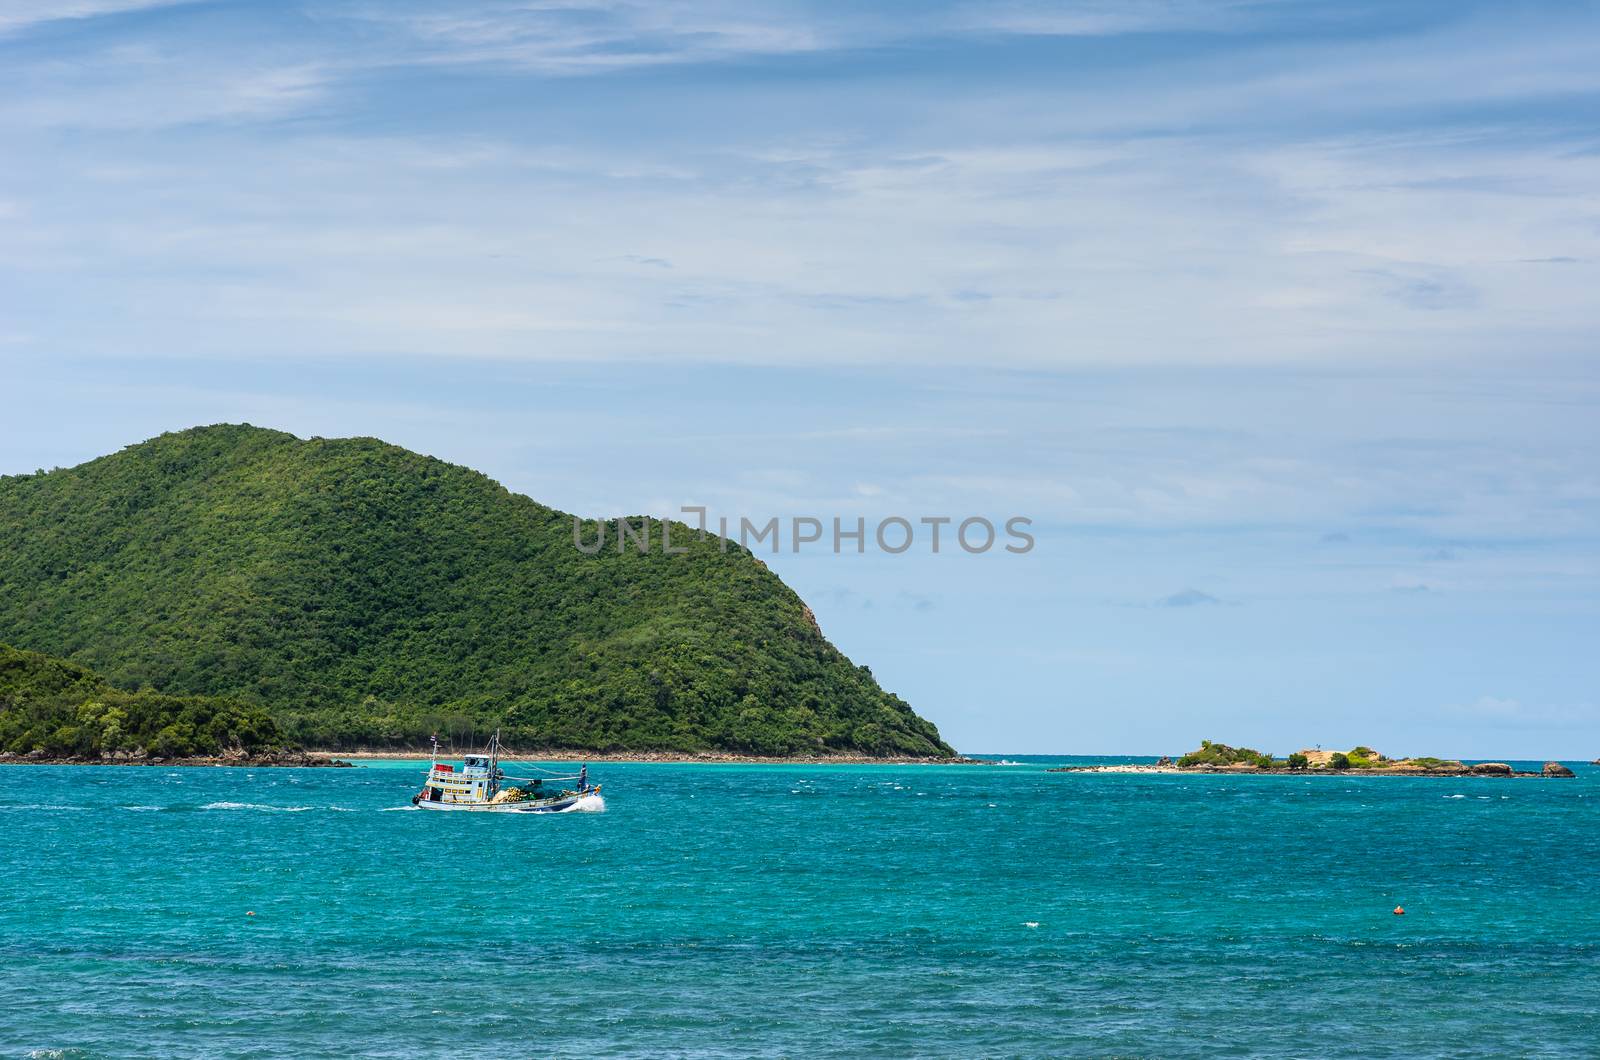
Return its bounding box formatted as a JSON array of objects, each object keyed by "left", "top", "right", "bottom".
[
  {"left": 1444, "top": 794, "right": 1466, "bottom": 799},
  {"left": 121, "top": 804, "right": 165, "bottom": 812},
  {"left": 559, "top": 793, "right": 606, "bottom": 813},
  {"left": 201, "top": 802, "right": 313, "bottom": 812},
  {"left": 379, "top": 805, "right": 417, "bottom": 812},
  {"left": 0, "top": 804, "right": 84, "bottom": 812}
]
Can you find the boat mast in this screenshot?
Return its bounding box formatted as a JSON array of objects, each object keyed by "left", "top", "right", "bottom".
[{"left": 488, "top": 728, "right": 502, "bottom": 797}]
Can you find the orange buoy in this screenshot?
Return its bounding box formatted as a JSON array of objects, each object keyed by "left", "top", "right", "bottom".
[{"left": 1392, "top": 906, "right": 1405, "bottom": 916}]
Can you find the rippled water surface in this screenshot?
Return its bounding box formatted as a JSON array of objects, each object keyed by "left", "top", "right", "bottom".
[{"left": 5, "top": 757, "right": 1598, "bottom": 1057}]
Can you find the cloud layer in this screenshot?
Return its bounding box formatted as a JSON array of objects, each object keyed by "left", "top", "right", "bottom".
[{"left": 0, "top": 1, "right": 1597, "bottom": 368}]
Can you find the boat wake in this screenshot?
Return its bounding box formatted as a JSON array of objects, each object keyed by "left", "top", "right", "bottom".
[
  {"left": 201, "top": 801, "right": 314, "bottom": 812},
  {"left": 559, "top": 793, "right": 606, "bottom": 813}
]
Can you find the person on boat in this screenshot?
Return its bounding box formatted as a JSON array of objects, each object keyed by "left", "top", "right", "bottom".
[{"left": 579, "top": 765, "right": 588, "bottom": 792}]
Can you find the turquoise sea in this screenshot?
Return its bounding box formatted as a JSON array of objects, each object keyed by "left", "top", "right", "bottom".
[{"left": 5, "top": 757, "right": 1597, "bottom": 1058}]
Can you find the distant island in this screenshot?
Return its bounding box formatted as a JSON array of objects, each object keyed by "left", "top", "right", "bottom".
[
  {"left": 0, "top": 425, "right": 953, "bottom": 761},
  {"left": 1052, "top": 740, "right": 1576, "bottom": 777}
]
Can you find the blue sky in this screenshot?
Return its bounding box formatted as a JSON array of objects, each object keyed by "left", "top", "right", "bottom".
[{"left": 2, "top": 0, "right": 1597, "bottom": 756}]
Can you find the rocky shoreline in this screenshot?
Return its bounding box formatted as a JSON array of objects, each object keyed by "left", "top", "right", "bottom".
[
  {"left": 320, "top": 748, "right": 986, "bottom": 765},
  {"left": 0, "top": 749, "right": 353, "bottom": 768},
  {"left": 0, "top": 747, "right": 983, "bottom": 767}
]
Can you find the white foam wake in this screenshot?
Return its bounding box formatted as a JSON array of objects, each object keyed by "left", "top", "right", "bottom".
[
  {"left": 201, "top": 801, "right": 313, "bottom": 812},
  {"left": 559, "top": 793, "right": 606, "bottom": 813}
]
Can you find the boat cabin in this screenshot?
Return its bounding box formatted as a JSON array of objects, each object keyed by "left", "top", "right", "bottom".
[{"left": 420, "top": 754, "right": 501, "bottom": 805}]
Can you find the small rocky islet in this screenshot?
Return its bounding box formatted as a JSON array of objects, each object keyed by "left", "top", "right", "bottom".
[{"left": 1052, "top": 741, "right": 1578, "bottom": 777}]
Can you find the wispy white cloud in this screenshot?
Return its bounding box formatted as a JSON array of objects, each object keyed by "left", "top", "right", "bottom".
[
  {"left": 951, "top": 0, "right": 1272, "bottom": 37},
  {"left": 0, "top": 0, "right": 186, "bottom": 35},
  {"left": 2, "top": 116, "right": 1595, "bottom": 377},
  {"left": 336, "top": 0, "right": 1278, "bottom": 76},
  {"left": 0, "top": 44, "right": 330, "bottom": 129},
  {"left": 337, "top": 0, "right": 830, "bottom": 75}
]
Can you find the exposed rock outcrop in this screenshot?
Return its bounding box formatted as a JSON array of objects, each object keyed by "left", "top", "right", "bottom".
[{"left": 1054, "top": 747, "right": 1569, "bottom": 777}]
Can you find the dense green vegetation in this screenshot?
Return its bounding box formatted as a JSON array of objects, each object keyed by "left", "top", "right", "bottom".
[
  {"left": 0, "top": 642, "right": 282, "bottom": 758},
  {"left": 1405, "top": 756, "right": 1467, "bottom": 772},
  {"left": 1176, "top": 740, "right": 1274, "bottom": 769},
  {"left": 0, "top": 425, "right": 952, "bottom": 757}
]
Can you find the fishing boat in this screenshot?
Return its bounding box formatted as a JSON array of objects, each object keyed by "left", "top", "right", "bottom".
[{"left": 411, "top": 731, "right": 600, "bottom": 813}]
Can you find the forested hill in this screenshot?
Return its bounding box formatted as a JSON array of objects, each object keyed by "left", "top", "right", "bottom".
[
  {"left": 0, "top": 425, "right": 952, "bottom": 757},
  {"left": 0, "top": 642, "right": 284, "bottom": 760}
]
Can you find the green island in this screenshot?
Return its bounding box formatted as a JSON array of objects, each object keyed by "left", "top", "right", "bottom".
[
  {"left": 0, "top": 425, "right": 953, "bottom": 761},
  {"left": 1052, "top": 740, "right": 1575, "bottom": 777}
]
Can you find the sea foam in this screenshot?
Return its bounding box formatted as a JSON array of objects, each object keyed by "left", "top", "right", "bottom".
[{"left": 560, "top": 793, "right": 607, "bottom": 813}]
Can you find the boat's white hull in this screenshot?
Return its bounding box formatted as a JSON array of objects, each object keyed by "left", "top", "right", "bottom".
[{"left": 413, "top": 792, "right": 599, "bottom": 813}]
